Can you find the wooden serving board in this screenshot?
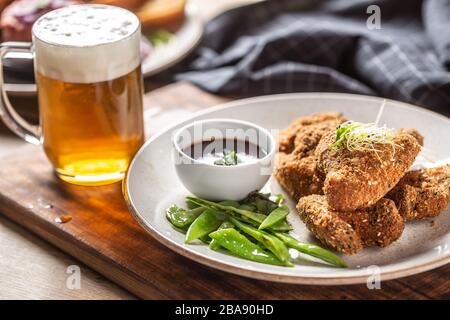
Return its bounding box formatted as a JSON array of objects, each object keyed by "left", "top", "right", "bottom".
[{"left": 0, "top": 82, "right": 448, "bottom": 299}]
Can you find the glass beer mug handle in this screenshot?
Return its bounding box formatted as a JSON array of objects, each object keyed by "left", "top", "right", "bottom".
[{"left": 0, "top": 42, "right": 41, "bottom": 145}]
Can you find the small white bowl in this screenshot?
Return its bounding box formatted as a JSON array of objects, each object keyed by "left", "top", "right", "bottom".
[{"left": 172, "top": 118, "right": 276, "bottom": 201}]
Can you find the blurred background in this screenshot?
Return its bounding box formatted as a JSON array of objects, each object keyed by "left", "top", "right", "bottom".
[{"left": 2, "top": 0, "right": 449, "bottom": 116}]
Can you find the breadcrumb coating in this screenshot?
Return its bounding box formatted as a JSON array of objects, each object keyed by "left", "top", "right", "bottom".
[
  {"left": 315, "top": 131, "right": 421, "bottom": 211},
  {"left": 387, "top": 165, "right": 450, "bottom": 220},
  {"left": 297, "top": 195, "right": 404, "bottom": 255},
  {"left": 397, "top": 128, "right": 424, "bottom": 146},
  {"left": 275, "top": 153, "right": 323, "bottom": 200},
  {"left": 278, "top": 112, "right": 346, "bottom": 154},
  {"left": 275, "top": 112, "right": 346, "bottom": 200}
]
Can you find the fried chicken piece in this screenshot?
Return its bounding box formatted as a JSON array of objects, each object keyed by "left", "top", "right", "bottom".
[
  {"left": 290, "top": 120, "right": 347, "bottom": 157},
  {"left": 275, "top": 112, "right": 346, "bottom": 200},
  {"left": 275, "top": 153, "right": 324, "bottom": 200},
  {"left": 297, "top": 195, "right": 404, "bottom": 255},
  {"left": 278, "top": 112, "right": 346, "bottom": 154},
  {"left": 387, "top": 165, "right": 450, "bottom": 220},
  {"left": 398, "top": 128, "right": 424, "bottom": 146},
  {"left": 315, "top": 131, "right": 421, "bottom": 211}
]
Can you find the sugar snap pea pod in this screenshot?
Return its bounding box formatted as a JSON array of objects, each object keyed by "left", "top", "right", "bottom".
[
  {"left": 270, "top": 219, "right": 293, "bottom": 231},
  {"left": 200, "top": 235, "right": 211, "bottom": 244},
  {"left": 209, "top": 221, "right": 234, "bottom": 250},
  {"left": 218, "top": 200, "right": 240, "bottom": 208},
  {"left": 274, "top": 233, "right": 347, "bottom": 268},
  {"left": 185, "top": 209, "right": 223, "bottom": 244},
  {"left": 208, "top": 229, "right": 285, "bottom": 266},
  {"left": 236, "top": 215, "right": 260, "bottom": 227},
  {"left": 256, "top": 198, "right": 278, "bottom": 215},
  {"left": 186, "top": 199, "right": 201, "bottom": 210},
  {"left": 238, "top": 204, "right": 257, "bottom": 212},
  {"left": 235, "top": 203, "right": 292, "bottom": 231},
  {"left": 242, "top": 191, "right": 272, "bottom": 203},
  {"left": 259, "top": 205, "right": 289, "bottom": 230},
  {"left": 235, "top": 214, "right": 292, "bottom": 232},
  {"left": 272, "top": 194, "right": 284, "bottom": 204},
  {"left": 229, "top": 217, "right": 292, "bottom": 265},
  {"left": 186, "top": 197, "right": 266, "bottom": 224},
  {"left": 172, "top": 225, "right": 187, "bottom": 234},
  {"left": 242, "top": 191, "right": 279, "bottom": 214},
  {"left": 186, "top": 197, "right": 293, "bottom": 232},
  {"left": 166, "top": 205, "right": 205, "bottom": 229}
]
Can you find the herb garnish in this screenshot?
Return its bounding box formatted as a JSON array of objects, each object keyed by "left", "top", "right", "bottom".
[
  {"left": 214, "top": 150, "right": 239, "bottom": 166},
  {"left": 148, "top": 30, "right": 173, "bottom": 47},
  {"left": 329, "top": 121, "right": 398, "bottom": 155}
]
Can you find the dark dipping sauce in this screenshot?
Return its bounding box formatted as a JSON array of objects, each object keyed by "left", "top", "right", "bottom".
[{"left": 183, "top": 138, "right": 266, "bottom": 165}]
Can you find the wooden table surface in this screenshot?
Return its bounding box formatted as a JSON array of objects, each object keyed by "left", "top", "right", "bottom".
[
  {"left": 2, "top": 81, "right": 450, "bottom": 300},
  {"left": 0, "top": 0, "right": 261, "bottom": 300}
]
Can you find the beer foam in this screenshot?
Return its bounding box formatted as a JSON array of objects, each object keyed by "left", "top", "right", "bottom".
[{"left": 32, "top": 4, "right": 141, "bottom": 83}]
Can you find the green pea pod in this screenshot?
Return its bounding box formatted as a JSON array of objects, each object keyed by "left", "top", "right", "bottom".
[
  {"left": 186, "top": 197, "right": 266, "bottom": 224},
  {"left": 273, "top": 194, "right": 284, "bottom": 204},
  {"left": 259, "top": 205, "right": 289, "bottom": 230},
  {"left": 186, "top": 199, "right": 201, "bottom": 210},
  {"left": 274, "top": 233, "right": 347, "bottom": 268},
  {"left": 236, "top": 215, "right": 292, "bottom": 232},
  {"left": 185, "top": 209, "right": 223, "bottom": 244},
  {"left": 209, "top": 229, "right": 285, "bottom": 266},
  {"left": 166, "top": 205, "right": 205, "bottom": 229},
  {"left": 238, "top": 204, "right": 257, "bottom": 212},
  {"left": 270, "top": 219, "right": 293, "bottom": 231},
  {"left": 209, "top": 221, "right": 234, "bottom": 250},
  {"left": 242, "top": 191, "right": 278, "bottom": 214},
  {"left": 255, "top": 198, "right": 272, "bottom": 214},
  {"left": 229, "top": 217, "right": 292, "bottom": 265},
  {"left": 200, "top": 235, "right": 211, "bottom": 244},
  {"left": 218, "top": 200, "right": 240, "bottom": 208},
  {"left": 187, "top": 196, "right": 293, "bottom": 232}
]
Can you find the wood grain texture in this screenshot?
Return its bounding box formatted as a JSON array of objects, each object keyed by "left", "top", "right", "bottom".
[
  {"left": 0, "top": 215, "right": 134, "bottom": 300},
  {"left": 0, "top": 82, "right": 448, "bottom": 300}
]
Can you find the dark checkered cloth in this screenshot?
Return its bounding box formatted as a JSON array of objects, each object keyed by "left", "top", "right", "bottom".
[{"left": 175, "top": 0, "right": 450, "bottom": 116}]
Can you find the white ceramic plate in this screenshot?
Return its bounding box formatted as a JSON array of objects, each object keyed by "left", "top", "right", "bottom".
[
  {"left": 123, "top": 93, "right": 450, "bottom": 285},
  {"left": 4, "top": 4, "right": 203, "bottom": 96}
]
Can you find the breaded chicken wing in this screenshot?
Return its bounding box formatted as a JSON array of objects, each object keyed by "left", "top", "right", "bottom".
[
  {"left": 275, "top": 112, "right": 346, "bottom": 200},
  {"left": 397, "top": 128, "right": 424, "bottom": 146},
  {"left": 315, "top": 130, "right": 421, "bottom": 211},
  {"left": 275, "top": 153, "right": 323, "bottom": 200},
  {"left": 297, "top": 195, "right": 404, "bottom": 255},
  {"left": 387, "top": 165, "right": 450, "bottom": 220},
  {"left": 278, "top": 112, "right": 346, "bottom": 154}
]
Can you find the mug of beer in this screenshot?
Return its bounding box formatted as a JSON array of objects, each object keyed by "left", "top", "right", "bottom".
[{"left": 0, "top": 4, "right": 145, "bottom": 185}]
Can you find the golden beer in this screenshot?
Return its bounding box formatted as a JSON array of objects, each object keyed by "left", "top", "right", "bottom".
[
  {"left": 0, "top": 4, "right": 145, "bottom": 185},
  {"left": 36, "top": 66, "right": 144, "bottom": 185},
  {"left": 0, "top": 4, "right": 144, "bottom": 185}
]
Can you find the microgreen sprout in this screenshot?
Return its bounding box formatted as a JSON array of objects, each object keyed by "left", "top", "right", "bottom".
[{"left": 329, "top": 121, "right": 400, "bottom": 160}]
